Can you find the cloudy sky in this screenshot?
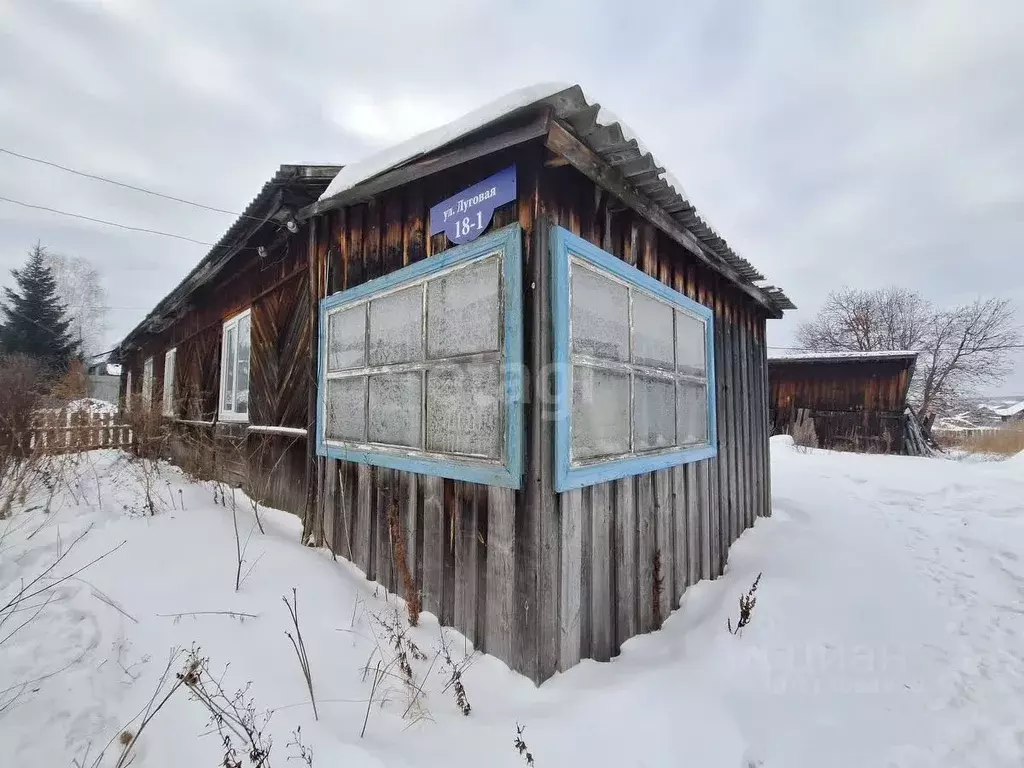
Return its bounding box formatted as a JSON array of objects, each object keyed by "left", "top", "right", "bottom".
[{"left": 1, "top": 0, "right": 1022, "bottom": 392}]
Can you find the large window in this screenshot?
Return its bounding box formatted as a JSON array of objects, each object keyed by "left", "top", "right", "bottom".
[
  {"left": 163, "top": 348, "right": 177, "bottom": 417},
  {"left": 551, "top": 226, "right": 716, "bottom": 492},
  {"left": 142, "top": 357, "right": 154, "bottom": 408},
  {"left": 317, "top": 224, "right": 523, "bottom": 488},
  {"left": 219, "top": 309, "right": 251, "bottom": 422}
]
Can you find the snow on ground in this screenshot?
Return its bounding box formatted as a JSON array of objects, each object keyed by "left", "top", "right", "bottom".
[{"left": 1, "top": 442, "right": 1023, "bottom": 767}]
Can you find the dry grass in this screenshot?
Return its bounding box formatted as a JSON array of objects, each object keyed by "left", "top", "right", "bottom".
[{"left": 937, "top": 424, "right": 1024, "bottom": 455}]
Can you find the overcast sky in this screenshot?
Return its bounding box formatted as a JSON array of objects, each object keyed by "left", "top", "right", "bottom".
[{"left": 1, "top": 0, "right": 1021, "bottom": 393}]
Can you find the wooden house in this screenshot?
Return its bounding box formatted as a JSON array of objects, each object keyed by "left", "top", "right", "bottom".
[
  {"left": 768, "top": 350, "right": 919, "bottom": 453},
  {"left": 115, "top": 84, "right": 793, "bottom": 683}
]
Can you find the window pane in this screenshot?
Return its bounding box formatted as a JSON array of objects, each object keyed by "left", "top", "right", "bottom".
[
  {"left": 678, "top": 381, "right": 708, "bottom": 445},
  {"left": 634, "top": 375, "right": 675, "bottom": 451},
  {"left": 571, "top": 265, "right": 628, "bottom": 361},
  {"left": 426, "top": 363, "right": 501, "bottom": 457},
  {"left": 632, "top": 292, "right": 674, "bottom": 369},
  {"left": 369, "top": 286, "right": 422, "bottom": 365},
  {"left": 235, "top": 316, "right": 250, "bottom": 414},
  {"left": 676, "top": 311, "right": 706, "bottom": 377},
  {"left": 328, "top": 306, "right": 366, "bottom": 371},
  {"left": 571, "top": 366, "right": 630, "bottom": 459},
  {"left": 326, "top": 377, "right": 366, "bottom": 442},
  {"left": 142, "top": 358, "right": 153, "bottom": 405},
  {"left": 427, "top": 257, "right": 500, "bottom": 358},
  {"left": 163, "top": 350, "right": 175, "bottom": 415},
  {"left": 368, "top": 372, "right": 422, "bottom": 447},
  {"left": 222, "top": 327, "right": 235, "bottom": 411}
]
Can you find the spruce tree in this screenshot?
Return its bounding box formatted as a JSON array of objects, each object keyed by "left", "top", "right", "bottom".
[{"left": 0, "top": 243, "right": 80, "bottom": 372}]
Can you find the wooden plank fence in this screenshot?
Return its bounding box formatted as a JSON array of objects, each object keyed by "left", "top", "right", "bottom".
[{"left": 1, "top": 411, "right": 133, "bottom": 455}]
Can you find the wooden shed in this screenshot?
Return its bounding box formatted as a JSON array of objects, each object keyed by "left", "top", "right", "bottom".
[
  {"left": 115, "top": 84, "right": 793, "bottom": 683},
  {"left": 768, "top": 350, "right": 918, "bottom": 453}
]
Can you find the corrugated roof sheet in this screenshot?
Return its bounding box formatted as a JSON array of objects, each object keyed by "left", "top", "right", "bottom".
[
  {"left": 318, "top": 83, "right": 795, "bottom": 314},
  {"left": 116, "top": 164, "right": 340, "bottom": 353}
]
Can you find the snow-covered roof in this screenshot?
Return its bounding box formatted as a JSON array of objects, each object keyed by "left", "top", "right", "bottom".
[
  {"left": 320, "top": 83, "right": 572, "bottom": 201},
  {"left": 768, "top": 350, "right": 919, "bottom": 364},
  {"left": 992, "top": 401, "right": 1024, "bottom": 418},
  {"left": 317, "top": 83, "right": 793, "bottom": 314}
]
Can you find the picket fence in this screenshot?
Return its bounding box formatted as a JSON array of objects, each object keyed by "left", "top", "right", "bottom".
[{"left": 2, "top": 410, "right": 134, "bottom": 455}]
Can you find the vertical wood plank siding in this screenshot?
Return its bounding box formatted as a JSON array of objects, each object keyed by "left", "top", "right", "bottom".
[
  {"left": 297, "top": 139, "right": 774, "bottom": 681},
  {"left": 540, "top": 160, "right": 772, "bottom": 673}
]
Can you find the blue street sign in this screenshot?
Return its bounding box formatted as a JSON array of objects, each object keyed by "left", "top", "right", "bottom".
[{"left": 429, "top": 165, "right": 517, "bottom": 245}]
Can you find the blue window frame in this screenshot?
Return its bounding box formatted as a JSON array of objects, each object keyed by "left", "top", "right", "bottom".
[
  {"left": 551, "top": 226, "right": 717, "bottom": 492},
  {"left": 316, "top": 223, "right": 523, "bottom": 488}
]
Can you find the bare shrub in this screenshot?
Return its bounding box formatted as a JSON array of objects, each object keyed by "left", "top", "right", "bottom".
[
  {"left": 179, "top": 647, "right": 274, "bottom": 768},
  {"left": 359, "top": 608, "right": 435, "bottom": 736},
  {"left": 0, "top": 355, "right": 49, "bottom": 518},
  {"left": 286, "top": 727, "right": 314, "bottom": 767},
  {"left": 727, "top": 572, "right": 762, "bottom": 636},
  {"left": 438, "top": 632, "right": 472, "bottom": 717},
  {"left": 513, "top": 723, "right": 535, "bottom": 766},
  {"left": 120, "top": 401, "right": 173, "bottom": 516},
  {"left": 790, "top": 411, "right": 818, "bottom": 450},
  {"left": 283, "top": 588, "right": 318, "bottom": 721}
]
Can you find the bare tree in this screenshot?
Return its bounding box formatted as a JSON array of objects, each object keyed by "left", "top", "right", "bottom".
[
  {"left": 41, "top": 251, "right": 109, "bottom": 360},
  {"left": 796, "top": 287, "right": 1022, "bottom": 418}
]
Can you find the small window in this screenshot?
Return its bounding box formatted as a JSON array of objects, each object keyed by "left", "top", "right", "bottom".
[
  {"left": 142, "top": 358, "right": 154, "bottom": 408},
  {"left": 125, "top": 370, "right": 133, "bottom": 412},
  {"left": 317, "top": 223, "right": 523, "bottom": 488},
  {"left": 219, "top": 309, "right": 251, "bottom": 422},
  {"left": 163, "top": 348, "right": 177, "bottom": 417},
  {"left": 551, "top": 226, "right": 717, "bottom": 492}
]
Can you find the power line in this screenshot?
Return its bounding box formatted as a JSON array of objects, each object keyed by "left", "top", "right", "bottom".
[
  {"left": 0, "top": 147, "right": 263, "bottom": 222},
  {"left": 0, "top": 195, "right": 214, "bottom": 246}
]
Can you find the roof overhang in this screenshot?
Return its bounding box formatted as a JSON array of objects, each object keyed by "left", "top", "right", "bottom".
[
  {"left": 302, "top": 84, "right": 793, "bottom": 318},
  {"left": 114, "top": 164, "right": 340, "bottom": 358}
]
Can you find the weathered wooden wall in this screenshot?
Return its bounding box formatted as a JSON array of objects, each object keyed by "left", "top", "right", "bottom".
[
  {"left": 313, "top": 144, "right": 530, "bottom": 672},
  {"left": 769, "top": 358, "right": 914, "bottom": 453},
  {"left": 119, "top": 230, "right": 313, "bottom": 515},
  {"left": 313, "top": 138, "right": 773, "bottom": 682},
  {"left": 539, "top": 161, "right": 771, "bottom": 675}
]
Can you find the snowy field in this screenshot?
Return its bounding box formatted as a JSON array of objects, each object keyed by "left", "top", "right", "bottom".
[{"left": 1, "top": 439, "right": 1023, "bottom": 767}]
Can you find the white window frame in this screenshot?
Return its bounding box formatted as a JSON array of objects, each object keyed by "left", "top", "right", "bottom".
[
  {"left": 219, "top": 309, "right": 252, "bottom": 422},
  {"left": 125, "top": 370, "right": 133, "bottom": 412},
  {"left": 142, "top": 357, "right": 154, "bottom": 408},
  {"left": 163, "top": 347, "right": 177, "bottom": 417}
]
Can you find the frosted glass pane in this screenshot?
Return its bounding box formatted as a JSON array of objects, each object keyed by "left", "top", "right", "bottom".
[
  {"left": 678, "top": 382, "right": 708, "bottom": 445},
  {"left": 326, "top": 377, "right": 366, "bottom": 442},
  {"left": 222, "top": 327, "right": 235, "bottom": 410},
  {"left": 369, "top": 286, "right": 422, "bottom": 365},
  {"left": 571, "top": 266, "right": 628, "bottom": 361},
  {"left": 571, "top": 366, "right": 630, "bottom": 460},
  {"left": 633, "top": 292, "right": 674, "bottom": 369},
  {"left": 368, "top": 373, "right": 422, "bottom": 447},
  {"left": 328, "top": 306, "right": 365, "bottom": 371},
  {"left": 427, "top": 257, "right": 500, "bottom": 358},
  {"left": 634, "top": 375, "right": 675, "bottom": 451},
  {"left": 236, "top": 316, "right": 250, "bottom": 414},
  {"left": 426, "top": 363, "right": 501, "bottom": 457},
  {"left": 676, "top": 311, "right": 707, "bottom": 377}
]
